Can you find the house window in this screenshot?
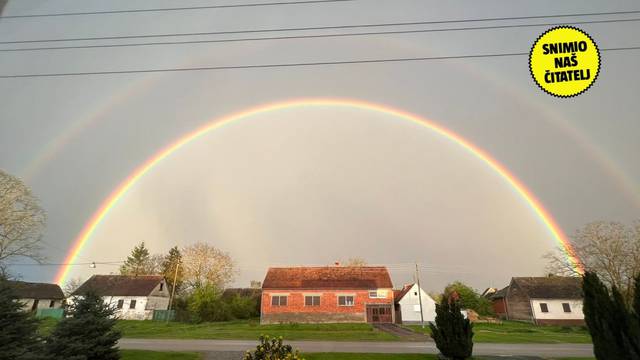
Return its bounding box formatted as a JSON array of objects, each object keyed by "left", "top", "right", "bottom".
[
  {"left": 129, "top": 300, "right": 137, "bottom": 309},
  {"left": 338, "top": 295, "right": 355, "bottom": 306},
  {"left": 305, "top": 295, "right": 321, "bottom": 306},
  {"left": 49, "top": 300, "right": 55, "bottom": 308},
  {"left": 369, "top": 290, "right": 387, "bottom": 299},
  {"left": 539, "top": 303, "right": 549, "bottom": 313},
  {"left": 271, "top": 295, "right": 288, "bottom": 306},
  {"left": 160, "top": 283, "right": 164, "bottom": 291},
  {"left": 562, "top": 303, "right": 572, "bottom": 313},
  {"left": 117, "top": 299, "right": 124, "bottom": 309}
]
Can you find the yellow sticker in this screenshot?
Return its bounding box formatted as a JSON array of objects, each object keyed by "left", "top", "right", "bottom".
[{"left": 529, "top": 26, "right": 600, "bottom": 97}]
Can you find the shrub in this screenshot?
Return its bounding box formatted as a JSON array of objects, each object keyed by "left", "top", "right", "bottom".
[
  {"left": 429, "top": 295, "right": 474, "bottom": 360},
  {"left": 187, "top": 285, "right": 232, "bottom": 323},
  {"left": 0, "top": 280, "right": 46, "bottom": 359},
  {"left": 243, "top": 335, "right": 304, "bottom": 360},
  {"left": 228, "top": 294, "right": 259, "bottom": 319}
]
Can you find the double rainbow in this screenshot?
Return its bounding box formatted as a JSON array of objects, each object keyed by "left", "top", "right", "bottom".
[{"left": 54, "top": 98, "right": 584, "bottom": 284}]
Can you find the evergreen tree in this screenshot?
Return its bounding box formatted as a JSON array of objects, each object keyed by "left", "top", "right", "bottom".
[
  {"left": 429, "top": 295, "right": 473, "bottom": 360},
  {"left": 0, "top": 280, "right": 45, "bottom": 359},
  {"left": 161, "top": 246, "right": 183, "bottom": 295},
  {"left": 46, "top": 290, "right": 121, "bottom": 360},
  {"left": 119, "top": 242, "right": 151, "bottom": 276},
  {"left": 582, "top": 271, "right": 640, "bottom": 359}
]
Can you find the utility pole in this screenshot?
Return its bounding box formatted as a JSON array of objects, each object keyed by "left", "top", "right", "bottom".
[
  {"left": 167, "top": 261, "right": 180, "bottom": 322},
  {"left": 415, "top": 262, "right": 425, "bottom": 328}
]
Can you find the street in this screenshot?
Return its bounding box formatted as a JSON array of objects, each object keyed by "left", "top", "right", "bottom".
[{"left": 119, "top": 339, "right": 594, "bottom": 357}]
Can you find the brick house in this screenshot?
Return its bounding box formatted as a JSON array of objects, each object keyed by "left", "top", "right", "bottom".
[
  {"left": 260, "top": 266, "right": 394, "bottom": 324},
  {"left": 491, "top": 276, "right": 584, "bottom": 326}
]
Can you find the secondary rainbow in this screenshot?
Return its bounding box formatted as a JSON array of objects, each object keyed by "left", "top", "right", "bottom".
[{"left": 54, "top": 98, "right": 584, "bottom": 284}]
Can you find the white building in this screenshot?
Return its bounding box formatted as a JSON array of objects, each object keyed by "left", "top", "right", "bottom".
[
  {"left": 72, "top": 275, "right": 170, "bottom": 320},
  {"left": 394, "top": 283, "right": 437, "bottom": 324},
  {"left": 9, "top": 280, "right": 64, "bottom": 311}
]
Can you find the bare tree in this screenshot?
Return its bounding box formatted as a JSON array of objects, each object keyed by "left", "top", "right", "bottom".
[
  {"left": 181, "top": 242, "right": 234, "bottom": 290},
  {"left": 0, "top": 169, "right": 46, "bottom": 273},
  {"left": 545, "top": 220, "right": 640, "bottom": 302},
  {"left": 343, "top": 257, "right": 367, "bottom": 267},
  {"left": 62, "top": 277, "right": 84, "bottom": 296}
]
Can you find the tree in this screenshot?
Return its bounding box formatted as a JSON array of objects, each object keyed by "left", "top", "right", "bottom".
[
  {"left": 186, "top": 284, "right": 230, "bottom": 323},
  {"left": 0, "top": 279, "right": 45, "bottom": 359},
  {"left": 161, "top": 246, "right": 183, "bottom": 295},
  {"left": 46, "top": 290, "right": 121, "bottom": 360},
  {"left": 0, "top": 169, "right": 46, "bottom": 275},
  {"left": 181, "top": 242, "right": 234, "bottom": 290},
  {"left": 444, "top": 281, "right": 493, "bottom": 316},
  {"left": 429, "top": 295, "right": 474, "bottom": 360},
  {"left": 119, "top": 242, "right": 153, "bottom": 276},
  {"left": 62, "top": 277, "right": 83, "bottom": 297},
  {"left": 546, "top": 220, "right": 640, "bottom": 303},
  {"left": 344, "top": 257, "right": 367, "bottom": 267},
  {"left": 582, "top": 272, "right": 640, "bottom": 359}
]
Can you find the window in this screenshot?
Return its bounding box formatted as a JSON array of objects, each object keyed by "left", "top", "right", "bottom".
[
  {"left": 49, "top": 300, "right": 55, "bottom": 308},
  {"left": 562, "top": 303, "right": 572, "bottom": 313},
  {"left": 160, "top": 283, "right": 163, "bottom": 291},
  {"left": 117, "top": 299, "right": 124, "bottom": 309},
  {"left": 305, "top": 295, "right": 321, "bottom": 306},
  {"left": 129, "top": 300, "right": 137, "bottom": 309},
  {"left": 271, "top": 295, "right": 288, "bottom": 306},
  {"left": 539, "top": 303, "right": 549, "bottom": 313},
  {"left": 338, "top": 295, "right": 355, "bottom": 306},
  {"left": 369, "top": 290, "right": 387, "bottom": 299},
  {"left": 369, "top": 291, "right": 378, "bottom": 298}
]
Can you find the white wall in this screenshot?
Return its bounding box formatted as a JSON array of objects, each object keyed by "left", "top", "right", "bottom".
[
  {"left": 530, "top": 299, "right": 584, "bottom": 321},
  {"left": 398, "top": 284, "right": 436, "bottom": 323},
  {"left": 69, "top": 295, "right": 169, "bottom": 320},
  {"left": 18, "top": 298, "right": 63, "bottom": 312}
]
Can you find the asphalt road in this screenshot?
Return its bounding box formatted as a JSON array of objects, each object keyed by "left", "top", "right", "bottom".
[{"left": 119, "top": 338, "right": 594, "bottom": 357}]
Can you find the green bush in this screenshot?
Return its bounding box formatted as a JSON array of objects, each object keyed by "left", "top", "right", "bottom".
[
  {"left": 187, "top": 285, "right": 232, "bottom": 323},
  {"left": 228, "top": 294, "right": 259, "bottom": 319},
  {"left": 444, "top": 281, "right": 494, "bottom": 316},
  {"left": 429, "top": 296, "right": 474, "bottom": 360},
  {"left": 243, "top": 335, "right": 304, "bottom": 360}
]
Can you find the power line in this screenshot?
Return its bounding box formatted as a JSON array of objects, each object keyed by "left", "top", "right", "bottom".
[
  {"left": 2, "top": 17, "right": 638, "bottom": 52},
  {"left": 3, "top": 9, "right": 640, "bottom": 44},
  {"left": 0, "top": 0, "right": 355, "bottom": 19},
  {"left": 1, "top": 46, "right": 638, "bottom": 79}
]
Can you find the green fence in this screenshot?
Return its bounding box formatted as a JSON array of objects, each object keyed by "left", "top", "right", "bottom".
[
  {"left": 152, "top": 309, "right": 176, "bottom": 321},
  {"left": 36, "top": 308, "right": 64, "bottom": 319}
]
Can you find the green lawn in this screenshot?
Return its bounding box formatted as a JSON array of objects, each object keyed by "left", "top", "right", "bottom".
[
  {"left": 304, "top": 355, "right": 594, "bottom": 360},
  {"left": 121, "top": 350, "right": 202, "bottom": 360},
  {"left": 407, "top": 321, "right": 591, "bottom": 344},
  {"left": 116, "top": 319, "right": 397, "bottom": 341}
]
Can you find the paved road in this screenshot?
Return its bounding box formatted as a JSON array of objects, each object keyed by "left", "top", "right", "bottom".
[{"left": 119, "top": 339, "right": 594, "bottom": 357}]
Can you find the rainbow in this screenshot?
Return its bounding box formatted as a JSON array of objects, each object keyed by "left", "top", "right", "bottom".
[{"left": 54, "top": 98, "right": 584, "bottom": 284}]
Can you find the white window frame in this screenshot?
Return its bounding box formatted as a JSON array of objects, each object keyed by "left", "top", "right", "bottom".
[
  {"left": 271, "top": 295, "right": 288, "bottom": 307},
  {"left": 304, "top": 295, "right": 321, "bottom": 306},
  {"left": 337, "top": 294, "right": 355, "bottom": 306}
]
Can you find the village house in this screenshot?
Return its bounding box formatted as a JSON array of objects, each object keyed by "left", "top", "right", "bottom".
[
  {"left": 393, "top": 283, "right": 437, "bottom": 324},
  {"left": 72, "top": 275, "right": 170, "bottom": 320},
  {"left": 491, "top": 276, "right": 584, "bottom": 326},
  {"left": 261, "top": 266, "right": 394, "bottom": 324},
  {"left": 9, "top": 280, "right": 64, "bottom": 312}
]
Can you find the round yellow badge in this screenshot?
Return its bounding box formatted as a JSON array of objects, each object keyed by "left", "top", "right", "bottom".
[{"left": 529, "top": 26, "right": 600, "bottom": 97}]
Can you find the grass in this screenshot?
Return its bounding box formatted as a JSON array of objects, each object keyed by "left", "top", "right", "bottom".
[
  {"left": 303, "top": 355, "right": 594, "bottom": 360},
  {"left": 121, "top": 350, "right": 202, "bottom": 360},
  {"left": 407, "top": 321, "right": 591, "bottom": 344},
  {"left": 117, "top": 319, "right": 397, "bottom": 341}
]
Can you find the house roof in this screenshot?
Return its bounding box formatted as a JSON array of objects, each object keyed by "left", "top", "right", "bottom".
[
  {"left": 72, "top": 275, "right": 164, "bottom": 297},
  {"left": 512, "top": 276, "right": 583, "bottom": 299},
  {"left": 8, "top": 280, "right": 64, "bottom": 300},
  {"left": 394, "top": 283, "right": 414, "bottom": 303},
  {"left": 262, "top": 266, "right": 393, "bottom": 290},
  {"left": 490, "top": 286, "right": 509, "bottom": 299}
]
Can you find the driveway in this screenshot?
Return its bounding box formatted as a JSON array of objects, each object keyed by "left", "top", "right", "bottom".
[{"left": 119, "top": 338, "right": 594, "bottom": 357}]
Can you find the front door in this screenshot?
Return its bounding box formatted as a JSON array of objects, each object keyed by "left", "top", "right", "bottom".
[{"left": 366, "top": 305, "right": 392, "bottom": 323}]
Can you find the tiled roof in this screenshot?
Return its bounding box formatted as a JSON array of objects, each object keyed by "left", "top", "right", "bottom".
[
  {"left": 73, "top": 275, "right": 164, "bottom": 297},
  {"left": 262, "top": 266, "right": 393, "bottom": 290},
  {"left": 8, "top": 280, "right": 64, "bottom": 300},
  {"left": 512, "top": 276, "right": 583, "bottom": 299}
]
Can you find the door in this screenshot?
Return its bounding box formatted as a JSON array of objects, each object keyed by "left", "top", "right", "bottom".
[{"left": 366, "top": 305, "right": 393, "bottom": 323}]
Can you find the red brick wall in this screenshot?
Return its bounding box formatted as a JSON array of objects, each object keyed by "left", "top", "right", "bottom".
[{"left": 261, "top": 289, "right": 393, "bottom": 323}]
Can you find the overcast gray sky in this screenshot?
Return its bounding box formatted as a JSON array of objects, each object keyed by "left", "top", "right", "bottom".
[{"left": 1, "top": 0, "right": 638, "bottom": 292}]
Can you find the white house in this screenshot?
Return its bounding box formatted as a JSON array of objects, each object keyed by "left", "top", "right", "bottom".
[
  {"left": 394, "top": 283, "right": 436, "bottom": 324},
  {"left": 491, "top": 276, "right": 585, "bottom": 326},
  {"left": 9, "top": 280, "right": 64, "bottom": 311},
  {"left": 72, "top": 275, "right": 170, "bottom": 320}
]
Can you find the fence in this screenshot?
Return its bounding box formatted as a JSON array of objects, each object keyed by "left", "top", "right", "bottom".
[
  {"left": 152, "top": 309, "right": 176, "bottom": 321},
  {"left": 36, "top": 308, "right": 64, "bottom": 319}
]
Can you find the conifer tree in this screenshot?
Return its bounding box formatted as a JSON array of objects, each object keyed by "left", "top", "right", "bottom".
[
  {"left": 119, "top": 242, "right": 151, "bottom": 276},
  {"left": 46, "top": 290, "right": 121, "bottom": 360},
  {"left": 162, "top": 246, "right": 183, "bottom": 294},
  {"left": 0, "top": 280, "right": 45, "bottom": 359},
  {"left": 429, "top": 295, "right": 473, "bottom": 360}
]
